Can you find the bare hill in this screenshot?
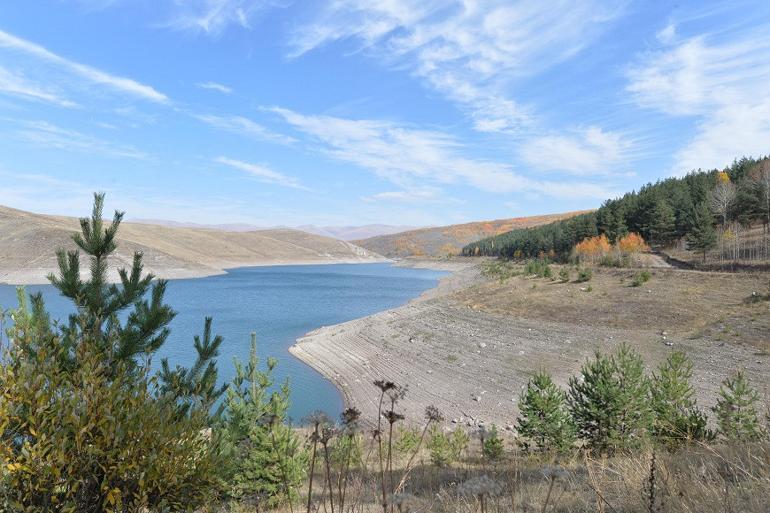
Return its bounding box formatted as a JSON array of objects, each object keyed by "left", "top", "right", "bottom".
[
  {"left": 354, "top": 211, "right": 592, "bottom": 258},
  {"left": 0, "top": 205, "right": 384, "bottom": 285}
]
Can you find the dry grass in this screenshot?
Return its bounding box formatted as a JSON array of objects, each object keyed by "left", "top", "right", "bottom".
[{"left": 223, "top": 436, "right": 770, "bottom": 513}]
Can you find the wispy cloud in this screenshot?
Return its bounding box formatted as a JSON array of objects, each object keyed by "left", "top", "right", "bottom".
[
  {"left": 289, "top": 1, "right": 625, "bottom": 133},
  {"left": 270, "top": 106, "right": 615, "bottom": 199},
  {"left": 519, "top": 127, "right": 634, "bottom": 176},
  {"left": 215, "top": 156, "right": 306, "bottom": 189},
  {"left": 165, "top": 0, "right": 277, "bottom": 35},
  {"left": 194, "top": 113, "right": 295, "bottom": 144},
  {"left": 362, "top": 186, "right": 458, "bottom": 204},
  {"left": 0, "top": 28, "right": 168, "bottom": 103},
  {"left": 0, "top": 65, "right": 76, "bottom": 107},
  {"left": 196, "top": 81, "right": 233, "bottom": 94},
  {"left": 14, "top": 121, "right": 148, "bottom": 159},
  {"left": 627, "top": 20, "right": 770, "bottom": 173}
]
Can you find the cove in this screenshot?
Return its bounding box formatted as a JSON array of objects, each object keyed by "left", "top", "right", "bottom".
[{"left": 0, "top": 263, "right": 447, "bottom": 422}]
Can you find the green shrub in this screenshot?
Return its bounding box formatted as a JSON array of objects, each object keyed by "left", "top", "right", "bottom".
[
  {"left": 221, "top": 340, "right": 306, "bottom": 507},
  {"left": 713, "top": 371, "right": 765, "bottom": 442},
  {"left": 576, "top": 268, "right": 593, "bottom": 282},
  {"left": 568, "top": 344, "right": 652, "bottom": 454},
  {"left": 651, "top": 352, "right": 713, "bottom": 446},
  {"left": 480, "top": 260, "right": 520, "bottom": 283},
  {"left": 524, "top": 259, "right": 552, "bottom": 279},
  {"left": 395, "top": 426, "right": 422, "bottom": 456},
  {"left": 631, "top": 270, "right": 652, "bottom": 287},
  {"left": 515, "top": 371, "right": 576, "bottom": 452},
  {"left": 427, "top": 426, "right": 469, "bottom": 466},
  {"left": 482, "top": 425, "right": 504, "bottom": 461},
  {"left": 558, "top": 267, "right": 571, "bottom": 282}
]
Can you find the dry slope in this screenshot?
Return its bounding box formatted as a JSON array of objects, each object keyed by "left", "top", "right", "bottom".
[
  {"left": 0, "top": 205, "right": 384, "bottom": 284},
  {"left": 354, "top": 211, "right": 592, "bottom": 258}
]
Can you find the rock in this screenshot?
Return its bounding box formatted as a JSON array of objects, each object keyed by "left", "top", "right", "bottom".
[
  {"left": 661, "top": 331, "right": 668, "bottom": 336},
  {"left": 665, "top": 341, "right": 674, "bottom": 347},
  {"left": 506, "top": 425, "right": 514, "bottom": 431},
  {"left": 478, "top": 342, "right": 487, "bottom": 348},
  {"left": 473, "top": 395, "right": 482, "bottom": 402}
]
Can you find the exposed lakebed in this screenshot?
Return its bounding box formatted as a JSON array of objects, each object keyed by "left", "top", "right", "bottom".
[{"left": 0, "top": 263, "right": 446, "bottom": 421}]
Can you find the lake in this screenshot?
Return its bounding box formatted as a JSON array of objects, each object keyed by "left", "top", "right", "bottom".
[{"left": 0, "top": 263, "right": 446, "bottom": 422}]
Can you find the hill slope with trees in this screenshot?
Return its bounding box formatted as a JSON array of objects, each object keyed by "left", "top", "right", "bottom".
[
  {"left": 355, "top": 211, "right": 591, "bottom": 258},
  {"left": 463, "top": 156, "right": 770, "bottom": 266}
]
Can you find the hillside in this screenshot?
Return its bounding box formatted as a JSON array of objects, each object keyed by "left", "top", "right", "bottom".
[
  {"left": 354, "top": 211, "right": 592, "bottom": 258},
  {"left": 0, "top": 205, "right": 384, "bottom": 285}
]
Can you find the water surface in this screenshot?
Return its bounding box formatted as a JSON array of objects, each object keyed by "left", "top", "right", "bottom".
[{"left": 0, "top": 263, "right": 446, "bottom": 421}]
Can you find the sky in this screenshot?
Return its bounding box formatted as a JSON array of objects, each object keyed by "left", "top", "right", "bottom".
[{"left": 1, "top": 1, "right": 769, "bottom": 227}]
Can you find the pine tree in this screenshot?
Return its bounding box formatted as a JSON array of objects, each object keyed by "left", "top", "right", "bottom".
[
  {"left": 713, "top": 371, "right": 764, "bottom": 442},
  {"left": 515, "top": 371, "right": 576, "bottom": 452},
  {"left": 159, "top": 317, "right": 228, "bottom": 418},
  {"left": 482, "top": 425, "right": 505, "bottom": 461},
  {"left": 650, "top": 352, "right": 712, "bottom": 446},
  {"left": 686, "top": 201, "right": 717, "bottom": 262},
  {"left": 568, "top": 344, "right": 652, "bottom": 454},
  {"left": 47, "top": 192, "right": 176, "bottom": 369},
  {"left": 648, "top": 199, "right": 677, "bottom": 246},
  {"left": 222, "top": 338, "right": 306, "bottom": 505}
]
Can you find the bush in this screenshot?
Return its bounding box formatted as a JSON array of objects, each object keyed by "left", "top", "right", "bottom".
[
  {"left": 427, "top": 426, "right": 469, "bottom": 466},
  {"left": 713, "top": 371, "right": 765, "bottom": 442},
  {"left": 221, "top": 340, "right": 306, "bottom": 506},
  {"left": 0, "top": 194, "right": 224, "bottom": 511},
  {"left": 558, "top": 267, "right": 571, "bottom": 282},
  {"left": 395, "top": 426, "right": 422, "bottom": 456},
  {"left": 524, "top": 259, "right": 552, "bottom": 278},
  {"left": 568, "top": 344, "right": 652, "bottom": 454},
  {"left": 482, "top": 425, "right": 504, "bottom": 461},
  {"left": 515, "top": 371, "right": 575, "bottom": 452},
  {"left": 576, "top": 268, "right": 593, "bottom": 282},
  {"left": 631, "top": 270, "right": 652, "bottom": 287}
]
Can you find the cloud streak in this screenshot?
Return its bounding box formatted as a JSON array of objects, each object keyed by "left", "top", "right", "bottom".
[
  {"left": 0, "top": 28, "right": 168, "bottom": 103},
  {"left": 194, "top": 113, "right": 295, "bottom": 144},
  {"left": 196, "top": 81, "right": 233, "bottom": 94},
  {"left": 14, "top": 121, "right": 148, "bottom": 159},
  {"left": 0, "top": 66, "right": 76, "bottom": 107},
  {"left": 215, "top": 156, "right": 307, "bottom": 190}
]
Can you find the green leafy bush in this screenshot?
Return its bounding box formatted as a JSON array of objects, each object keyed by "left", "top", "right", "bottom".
[
  {"left": 631, "top": 270, "right": 652, "bottom": 287},
  {"left": 558, "top": 267, "right": 571, "bottom": 282},
  {"left": 576, "top": 268, "right": 593, "bottom": 282},
  {"left": 524, "top": 259, "right": 552, "bottom": 278}
]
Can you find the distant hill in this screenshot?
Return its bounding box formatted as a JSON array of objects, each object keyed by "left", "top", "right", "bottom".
[
  {"left": 354, "top": 211, "right": 593, "bottom": 258},
  {"left": 297, "top": 224, "right": 421, "bottom": 241},
  {"left": 131, "top": 219, "right": 419, "bottom": 241},
  {"left": 0, "top": 205, "right": 384, "bottom": 285}
]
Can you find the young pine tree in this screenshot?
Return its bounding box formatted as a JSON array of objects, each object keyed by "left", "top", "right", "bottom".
[
  {"left": 482, "top": 425, "right": 505, "bottom": 461},
  {"left": 713, "top": 371, "right": 765, "bottom": 442},
  {"left": 686, "top": 201, "right": 717, "bottom": 262},
  {"left": 515, "top": 371, "right": 576, "bottom": 452},
  {"left": 568, "top": 344, "right": 652, "bottom": 454},
  {"left": 222, "top": 338, "right": 306, "bottom": 506},
  {"left": 650, "top": 351, "right": 712, "bottom": 446}
]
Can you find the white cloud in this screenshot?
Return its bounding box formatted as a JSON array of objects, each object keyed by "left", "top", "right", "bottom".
[
  {"left": 14, "top": 121, "right": 148, "bottom": 159},
  {"left": 270, "top": 106, "right": 616, "bottom": 200},
  {"left": 627, "top": 23, "right": 770, "bottom": 174},
  {"left": 196, "top": 81, "right": 233, "bottom": 94},
  {"left": 0, "top": 29, "right": 168, "bottom": 103},
  {"left": 0, "top": 66, "right": 76, "bottom": 107},
  {"left": 215, "top": 156, "right": 306, "bottom": 189},
  {"left": 193, "top": 113, "right": 295, "bottom": 144},
  {"left": 362, "top": 187, "right": 457, "bottom": 204},
  {"left": 166, "top": 0, "right": 277, "bottom": 35},
  {"left": 519, "top": 127, "right": 634, "bottom": 176},
  {"left": 289, "top": 0, "right": 625, "bottom": 133}
]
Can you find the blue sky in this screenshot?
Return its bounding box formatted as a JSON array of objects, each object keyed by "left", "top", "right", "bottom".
[{"left": 1, "top": 1, "right": 769, "bottom": 227}]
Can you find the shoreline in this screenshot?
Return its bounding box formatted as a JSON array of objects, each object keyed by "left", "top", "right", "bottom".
[
  {"left": 290, "top": 259, "right": 769, "bottom": 430},
  {"left": 0, "top": 256, "right": 391, "bottom": 286}
]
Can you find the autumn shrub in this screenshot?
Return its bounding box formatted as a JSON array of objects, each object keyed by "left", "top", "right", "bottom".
[
  {"left": 0, "top": 308, "right": 222, "bottom": 512},
  {"left": 631, "top": 270, "right": 652, "bottom": 287},
  {"left": 576, "top": 268, "right": 593, "bottom": 282}
]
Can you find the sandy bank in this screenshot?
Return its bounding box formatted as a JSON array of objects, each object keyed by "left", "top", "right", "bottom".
[{"left": 290, "top": 261, "right": 769, "bottom": 429}]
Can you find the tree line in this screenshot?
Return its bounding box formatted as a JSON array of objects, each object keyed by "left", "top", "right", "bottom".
[{"left": 462, "top": 156, "right": 770, "bottom": 263}]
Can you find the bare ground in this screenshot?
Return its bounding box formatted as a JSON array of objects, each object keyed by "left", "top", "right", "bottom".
[{"left": 290, "top": 259, "right": 770, "bottom": 429}]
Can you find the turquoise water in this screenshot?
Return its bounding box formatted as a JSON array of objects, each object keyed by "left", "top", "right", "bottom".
[{"left": 0, "top": 263, "right": 446, "bottom": 422}]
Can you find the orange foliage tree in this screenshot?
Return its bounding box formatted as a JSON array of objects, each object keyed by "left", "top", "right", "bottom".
[
  {"left": 616, "top": 233, "right": 649, "bottom": 255},
  {"left": 574, "top": 234, "right": 612, "bottom": 263}
]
